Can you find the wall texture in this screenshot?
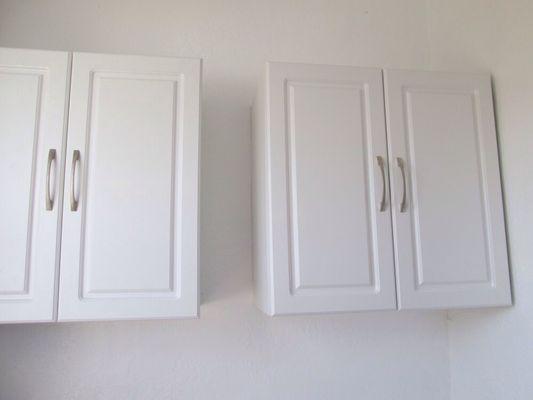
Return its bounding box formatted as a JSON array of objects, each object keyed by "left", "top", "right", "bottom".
[
  {"left": 0, "top": 1, "right": 452, "bottom": 400},
  {"left": 426, "top": 1, "right": 533, "bottom": 399}
]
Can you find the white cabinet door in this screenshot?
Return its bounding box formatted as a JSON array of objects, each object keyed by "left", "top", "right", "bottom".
[
  {"left": 384, "top": 69, "right": 511, "bottom": 309},
  {"left": 0, "top": 48, "right": 69, "bottom": 322},
  {"left": 58, "top": 53, "right": 200, "bottom": 321},
  {"left": 261, "top": 62, "right": 397, "bottom": 314}
]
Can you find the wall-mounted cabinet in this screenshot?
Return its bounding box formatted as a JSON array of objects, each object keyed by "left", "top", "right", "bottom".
[
  {"left": 0, "top": 48, "right": 201, "bottom": 323},
  {"left": 252, "top": 62, "right": 511, "bottom": 315}
]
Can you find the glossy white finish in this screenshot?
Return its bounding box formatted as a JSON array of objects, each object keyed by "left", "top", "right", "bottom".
[
  {"left": 384, "top": 69, "right": 511, "bottom": 309},
  {"left": 0, "top": 48, "right": 69, "bottom": 322},
  {"left": 253, "top": 62, "right": 397, "bottom": 315},
  {"left": 58, "top": 53, "right": 200, "bottom": 321}
]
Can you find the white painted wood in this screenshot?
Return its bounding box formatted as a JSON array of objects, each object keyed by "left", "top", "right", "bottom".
[
  {"left": 384, "top": 69, "right": 511, "bottom": 309},
  {"left": 58, "top": 53, "right": 200, "bottom": 321},
  {"left": 0, "top": 48, "right": 70, "bottom": 323},
  {"left": 253, "top": 62, "right": 397, "bottom": 315},
  {"left": 252, "top": 70, "right": 273, "bottom": 314}
]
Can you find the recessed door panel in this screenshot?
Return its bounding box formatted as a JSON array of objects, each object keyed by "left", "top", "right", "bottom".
[
  {"left": 267, "top": 63, "right": 396, "bottom": 314},
  {"left": 0, "top": 72, "right": 41, "bottom": 294},
  {"left": 83, "top": 73, "right": 179, "bottom": 297},
  {"left": 385, "top": 69, "right": 511, "bottom": 309},
  {"left": 407, "top": 90, "right": 489, "bottom": 285},
  {"left": 287, "top": 81, "right": 373, "bottom": 291},
  {"left": 59, "top": 53, "right": 200, "bottom": 320},
  {"left": 0, "top": 48, "right": 69, "bottom": 322}
]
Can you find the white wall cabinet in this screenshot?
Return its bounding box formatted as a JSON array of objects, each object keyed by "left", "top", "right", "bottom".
[
  {"left": 0, "top": 48, "right": 201, "bottom": 323},
  {"left": 253, "top": 62, "right": 511, "bottom": 315}
]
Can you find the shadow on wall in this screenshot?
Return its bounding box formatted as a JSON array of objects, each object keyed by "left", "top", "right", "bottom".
[{"left": 199, "top": 73, "right": 255, "bottom": 305}]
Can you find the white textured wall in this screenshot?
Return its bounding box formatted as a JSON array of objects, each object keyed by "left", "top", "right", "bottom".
[
  {"left": 0, "top": 1, "right": 451, "bottom": 399},
  {"left": 426, "top": 1, "right": 533, "bottom": 399}
]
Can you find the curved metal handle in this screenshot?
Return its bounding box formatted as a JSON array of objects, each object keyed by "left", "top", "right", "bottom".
[
  {"left": 376, "top": 156, "right": 386, "bottom": 212},
  {"left": 70, "top": 150, "right": 80, "bottom": 211},
  {"left": 45, "top": 149, "right": 56, "bottom": 211},
  {"left": 397, "top": 157, "right": 407, "bottom": 213}
]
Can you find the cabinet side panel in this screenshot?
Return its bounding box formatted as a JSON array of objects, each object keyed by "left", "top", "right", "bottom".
[{"left": 252, "top": 69, "right": 273, "bottom": 315}]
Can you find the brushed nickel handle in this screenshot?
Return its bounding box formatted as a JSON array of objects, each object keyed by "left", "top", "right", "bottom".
[
  {"left": 397, "top": 157, "right": 407, "bottom": 213},
  {"left": 45, "top": 149, "right": 56, "bottom": 211},
  {"left": 376, "top": 156, "right": 386, "bottom": 212},
  {"left": 70, "top": 150, "right": 80, "bottom": 211}
]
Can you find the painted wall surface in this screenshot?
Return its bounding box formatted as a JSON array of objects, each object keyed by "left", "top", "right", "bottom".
[
  {"left": 426, "top": 1, "right": 533, "bottom": 399},
  {"left": 0, "top": 1, "right": 451, "bottom": 399}
]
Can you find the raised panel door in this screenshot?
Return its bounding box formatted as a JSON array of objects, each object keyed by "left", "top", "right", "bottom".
[
  {"left": 267, "top": 63, "right": 396, "bottom": 314},
  {"left": 58, "top": 53, "right": 200, "bottom": 320},
  {"left": 0, "top": 48, "right": 69, "bottom": 322},
  {"left": 384, "top": 69, "right": 511, "bottom": 309}
]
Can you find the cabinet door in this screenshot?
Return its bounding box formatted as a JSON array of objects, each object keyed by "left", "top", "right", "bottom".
[
  {"left": 384, "top": 69, "right": 511, "bottom": 309},
  {"left": 58, "top": 53, "right": 200, "bottom": 321},
  {"left": 0, "top": 48, "right": 69, "bottom": 322},
  {"left": 267, "top": 63, "right": 396, "bottom": 314}
]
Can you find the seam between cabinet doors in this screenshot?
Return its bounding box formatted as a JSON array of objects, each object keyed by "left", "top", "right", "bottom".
[{"left": 53, "top": 52, "right": 73, "bottom": 321}]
